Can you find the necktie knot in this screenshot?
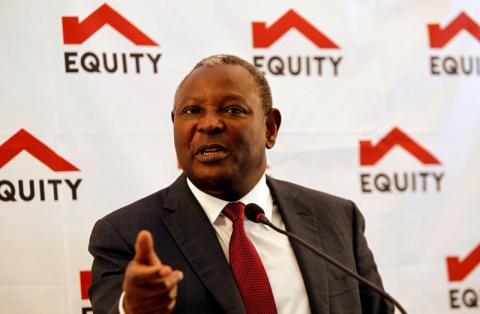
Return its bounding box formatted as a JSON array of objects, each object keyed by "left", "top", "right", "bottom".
[{"left": 223, "top": 202, "right": 245, "bottom": 222}]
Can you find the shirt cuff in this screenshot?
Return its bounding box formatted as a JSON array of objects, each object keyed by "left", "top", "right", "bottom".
[{"left": 118, "top": 291, "right": 126, "bottom": 314}]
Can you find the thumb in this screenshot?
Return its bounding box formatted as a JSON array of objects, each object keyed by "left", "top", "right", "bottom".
[{"left": 134, "top": 230, "right": 161, "bottom": 266}]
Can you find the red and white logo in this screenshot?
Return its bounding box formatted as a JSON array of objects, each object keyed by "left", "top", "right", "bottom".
[
  {"left": 61, "top": 4, "right": 162, "bottom": 74},
  {"left": 62, "top": 3, "right": 157, "bottom": 46},
  {"left": 358, "top": 127, "right": 444, "bottom": 193},
  {"left": 0, "top": 129, "right": 78, "bottom": 171},
  {"left": 359, "top": 127, "right": 440, "bottom": 166},
  {"left": 252, "top": 9, "right": 339, "bottom": 49},
  {"left": 0, "top": 129, "right": 82, "bottom": 202},
  {"left": 428, "top": 12, "right": 480, "bottom": 48},
  {"left": 446, "top": 244, "right": 480, "bottom": 309},
  {"left": 427, "top": 12, "right": 480, "bottom": 76},
  {"left": 447, "top": 244, "right": 480, "bottom": 282},
  {"left": 251, "top": 9, "right": 342, "bottom": 77}
]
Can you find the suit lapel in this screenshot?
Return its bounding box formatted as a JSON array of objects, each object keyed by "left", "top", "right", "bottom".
[
  {"left": 267, "top": 176, "right": 329, "bottom": 314},
  {"left": 160, "top": 175, "right": 245, "bottom": 314}
]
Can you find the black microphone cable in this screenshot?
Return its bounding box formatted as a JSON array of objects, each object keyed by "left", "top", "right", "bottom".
[{"left": 244, "top": 203, "right": 407, "bottom": 314}]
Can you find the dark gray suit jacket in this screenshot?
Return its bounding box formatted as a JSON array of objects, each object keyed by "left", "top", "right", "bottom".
[{"left": 88, "top": 174, "right": 393, "bottom": 314}]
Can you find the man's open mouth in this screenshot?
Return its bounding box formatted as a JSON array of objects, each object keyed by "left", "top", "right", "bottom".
[
  {"left": 195, "top": 144, "right": 228, "bottom": 162},
  {"left": 196, "top": 144, "right": 229, "bottom": 162}
]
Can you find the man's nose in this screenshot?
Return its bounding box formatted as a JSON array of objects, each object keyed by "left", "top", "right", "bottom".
[{"left": 197, "top": 112, "right": 225, "bottom": 134}]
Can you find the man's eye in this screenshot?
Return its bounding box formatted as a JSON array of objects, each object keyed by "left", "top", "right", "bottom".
[
  {"left": 224, "top": 106, "right": 245, "bottom": 114},
  {"left": 183, "top": 107, "right": 201, "bottom": 114}
]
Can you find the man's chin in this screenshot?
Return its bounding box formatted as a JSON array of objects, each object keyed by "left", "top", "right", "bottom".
[{"left": 187, "top": 168, "right": 233, "bottom": 190}]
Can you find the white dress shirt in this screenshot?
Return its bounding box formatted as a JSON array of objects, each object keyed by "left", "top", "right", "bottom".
[
  {"left": 120, "top": 175, "right": 311, "bottom": 314},
  {"left": 187, "top": 175, "right": 311, "bottom": 314}
]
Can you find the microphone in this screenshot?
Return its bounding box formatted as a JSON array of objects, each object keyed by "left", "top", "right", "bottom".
[{"left": 244, "top": 203, "right": 407, "bottom": 314}]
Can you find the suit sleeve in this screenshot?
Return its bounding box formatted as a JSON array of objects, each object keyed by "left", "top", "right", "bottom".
[
  {"left": 351, "top": 202, "right": 395, "bottom": 314},
  {"left": 88, "top": 218, "right": 135, "bottom": 314}
]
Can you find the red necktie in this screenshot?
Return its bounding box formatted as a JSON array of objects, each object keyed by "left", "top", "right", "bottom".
[{"left": 223, "top": 202, "right": 277, "bottom": 314}]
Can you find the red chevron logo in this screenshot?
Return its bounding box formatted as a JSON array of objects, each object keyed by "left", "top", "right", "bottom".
[
  {"left": 80, "top": 271, "right": 92, "bottom": 300},
  {"left": 360, "top": 127, "right": 441, "bottom": 166},
  {"left": 428, "top": 12, "right": 480, "bottom": 48},
  {"left": 252, "top": 9, "right": 339, "bottom": 49},
  {"left": 0, "top": 129, "right": 79, "bottom": 172},
  {"left": 62, "top": 3, "right": 157, "bottom": 46},
  {"left": 447, "top": 244, "right": 480, "bottom": 282}
]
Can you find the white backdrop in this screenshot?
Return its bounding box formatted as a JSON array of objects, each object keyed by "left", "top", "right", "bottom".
[{"left": 0, "top": 1, "right": 479, "bottom": 313}]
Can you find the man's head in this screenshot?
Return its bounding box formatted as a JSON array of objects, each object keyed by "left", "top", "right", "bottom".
[{"left": 172, "top": 54, "right": 281, "bottom": 201}]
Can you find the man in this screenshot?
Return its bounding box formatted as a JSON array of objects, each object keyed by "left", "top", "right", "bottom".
[{"left": 88, "top": 54, "right": 393, "bottom": 314}]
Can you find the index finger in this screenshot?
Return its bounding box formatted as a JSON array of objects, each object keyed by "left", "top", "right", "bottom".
[{"left": 134, "top": 230, "right": 161, "bottom": 266}]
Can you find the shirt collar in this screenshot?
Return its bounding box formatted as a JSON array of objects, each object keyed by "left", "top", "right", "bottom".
[{"left": 186, "top": 175, "right": 273, "bottom": 225}]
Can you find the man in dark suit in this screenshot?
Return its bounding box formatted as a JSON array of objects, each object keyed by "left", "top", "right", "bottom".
[{"left": 88, "top": 54, "right": 393, "bottom": 314}]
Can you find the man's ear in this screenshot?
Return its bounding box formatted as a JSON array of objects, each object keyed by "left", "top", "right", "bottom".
[{"left": 265, "top": 108, "right": 282, "bottom": 149}]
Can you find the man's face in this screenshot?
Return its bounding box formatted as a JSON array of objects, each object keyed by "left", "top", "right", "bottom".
[{"left": 172, "top": 64, "right": 280, "bottom": 200}]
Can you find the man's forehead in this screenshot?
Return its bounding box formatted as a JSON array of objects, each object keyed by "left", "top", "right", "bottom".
[
  {"left": 185, "top": 64, "right": 254, "bottom": 85},
  {"left": 175, "top": 64, "right": 258, "bottom": 99}
]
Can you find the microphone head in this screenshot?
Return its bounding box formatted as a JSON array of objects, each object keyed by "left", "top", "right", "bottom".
[{"left": 245, "top": 203, "right": 266, "bottom": 223}]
